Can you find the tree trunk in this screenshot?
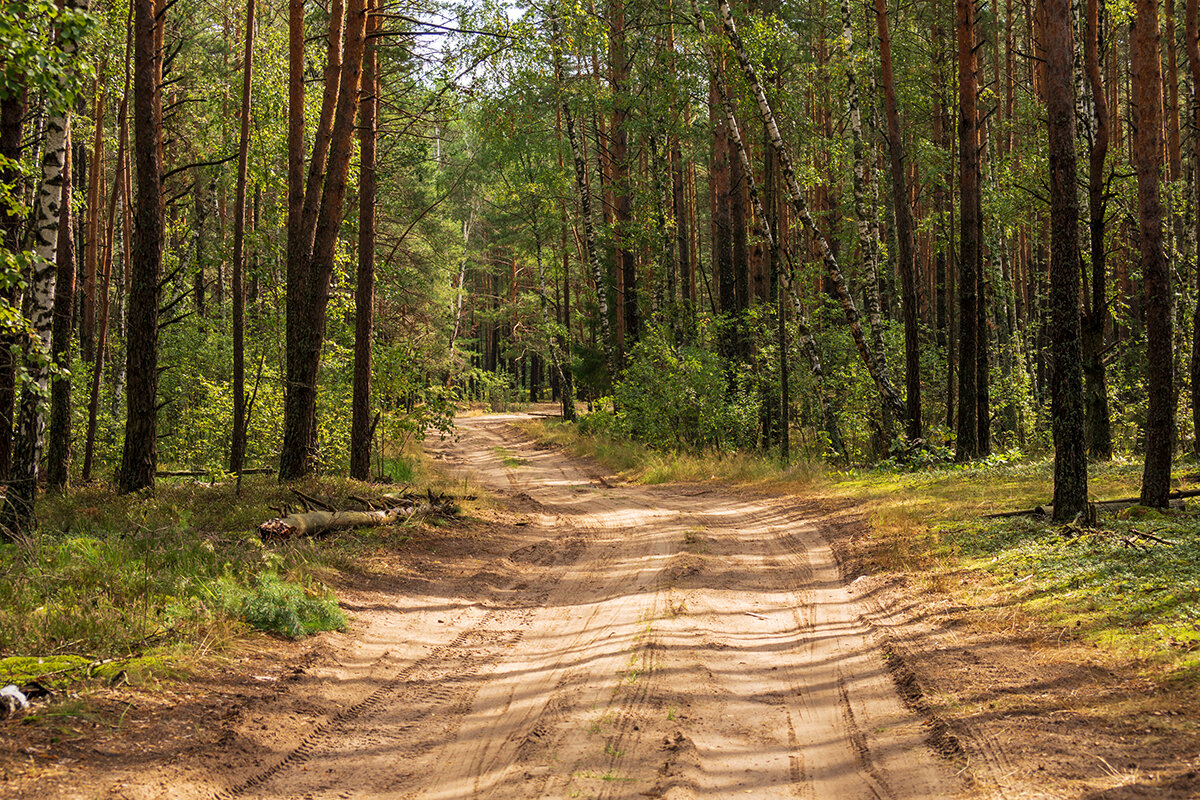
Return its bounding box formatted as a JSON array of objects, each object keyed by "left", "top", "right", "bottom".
[
  {"left": 279, "top": 0, "right": 368, "bottom": 481},
  {"left": 80, "top": 74, "right": 104, "bottom": 363},
  {"left": 229, "top": 0, "right": 255, "bottom": 476},
  {"left": 0, "top": 87, "right": 26, "bottom": 483},
  {"left": 1132, "top": 0, "right": 1172, "bottom": 506},
  {"left": 710, "top": 77, "right": 735, "bottom": 322},
  {"left": 609, "top": 0, "right": 637, "bottom": 356},
  {"left": 715, "top": 0, "right": 906, "bottom": 423},
  {"left": 1185, "top": 0, "right": 1200, "bottom": 455},
  {"left": 46, "top": 134, "right": 75, "bottom": 491},
  {"left": 117, "top": 0, "right": 164, "bottom": 494},
  {"left": 1046, "top": 0, "right": 1088, "bottom": 519},
  {"left": 1081, "top": 0, "right": 1113, "bottom": 460},
  {"left": 875, "top": 0, "right": 921, "bottom": 441},
  {"left": 350, "top": 0, "right": 378, "bottom": 481},
  {"left": 954, "top": 0, "right": 980, "bottom": 460}
]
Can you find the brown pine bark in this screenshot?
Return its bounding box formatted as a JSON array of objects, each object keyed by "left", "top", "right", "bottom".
[
  {"left": 1046, "top": 0, "right": 1088, "bottom": 519},
  {"left": 229, "top": 0, "right": 255, "bottom": 477},
  {"left": 609, "top": 0, "right": 637, "bottom": 353},
  {"left": 1083, "top": 0, "right": 1113, "bottom": 459},
  {"left": 118, "top": 0, "right": 165, "bottom": 493},
  {"left": 350, "top": 0, "right": 378, "bottom": 481},
  {"left": 1186, "top": 0, "right": 1200, "bottom": 454},
  {"left": 299, "top": 0, "right": 346, "bottom": 263},
  {"left": 284, "top": 0, "right": 305, "bottom": 425},
  {"left": 0, "top": 87, "right": 26, "bottom": 482},
  {"left": 280, "top": 0, "right": 368, "bottom": 480},
  {"left": 1132, "top": 0, "right": 1173, "bottom": 506},
  {"left": 954, "top": 0, "right": 980, "bottom": 461},
  {"left": 875, "top": 0, "right": 921, "bottom": 440},
  {"left": 81, "top": 74, "right": 105, "bottom": 363},
  {"left": 710, "top": 76, "right": 735, "bottom": 321}
]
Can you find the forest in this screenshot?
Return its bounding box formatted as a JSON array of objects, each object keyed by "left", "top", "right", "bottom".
[
  {"left": 0, "top": 0, "right": 1195, "bottom": 517},
  {"left": 1, "top": 0, "right": 1200, "bottom": 793}
]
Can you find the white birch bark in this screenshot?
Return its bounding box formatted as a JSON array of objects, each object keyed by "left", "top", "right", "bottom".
[
  {"left": 3, "top": 0, "right": 88, "bottom": 531},
  {"left": 713, "top": 0, "right": 907, "bottom": 422}
]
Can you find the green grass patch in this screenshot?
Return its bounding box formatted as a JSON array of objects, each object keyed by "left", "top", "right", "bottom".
[
  {"left": 492, "top": 447, "right": 528, "bottom": 467},
  {"left": 518, "top": 417, "right": 823, "bottom": 487},
  {"left": 0, "top": 475, "right": 447, "bottom": 683}
]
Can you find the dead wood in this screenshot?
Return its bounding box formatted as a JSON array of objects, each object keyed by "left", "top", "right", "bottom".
[
  {"left": 257, "top": 489, "right": 460, "bottom": 541},
  {"left": 259, "top": 507, "right": 411, "bottom": 540},
  {"left": 985, "top": 489, "right": 1200, "bottom": 519}
]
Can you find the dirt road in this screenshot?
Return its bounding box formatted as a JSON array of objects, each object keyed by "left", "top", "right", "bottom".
[{"left": 101, "top": 413, "right": 965, "bottom": 799}]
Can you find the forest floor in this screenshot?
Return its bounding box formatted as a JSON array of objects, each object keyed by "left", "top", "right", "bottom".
[{"left": 3, "top": 410, "right": 1199, "bottom": 799}]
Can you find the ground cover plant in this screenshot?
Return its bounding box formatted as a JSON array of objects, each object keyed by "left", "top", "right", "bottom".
[{"left": 0, "top": 470, "right": 452, "bottom": 689}]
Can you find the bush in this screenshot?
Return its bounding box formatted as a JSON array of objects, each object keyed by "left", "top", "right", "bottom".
[
  {"left": 612, "top": 326, "right": 759, "bottom": 452},
  {"left": 220, "top": 573, "right": 346, "bottom": 639}
]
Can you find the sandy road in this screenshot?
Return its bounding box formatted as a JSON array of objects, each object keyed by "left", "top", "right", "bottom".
[{"left": 124, "top": 412, "right": 963, "bottom": 800}]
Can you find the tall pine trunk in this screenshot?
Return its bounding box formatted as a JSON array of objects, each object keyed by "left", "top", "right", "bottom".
[
  {"left": 875, "top": 0, "right": 921, "bottom": 441},
  {"left": 0, "top": 88, "right": 26, "bottom": 482},
  {"left": 1186, "top": 0, "right": 1200, "bottom": 455},
  {"left": 229, "top": 0, "right": 255, "bottom": 476},
  {"left": 279, "top": 0, "right": 368, "bottom": 480},
  {"left": 1046, "top": 0, "right": 1088, "bottom": 518},
  {"left": 954, "top": 0, "right": 981, "bottom": 460},
  {"left": 350, "top": 0, "right": 378, "bottom": 481},
  {"left": 118, "top": 0, "right": 164, "bottom": 494},
  {"left": 1082, "top": 0, "right": 1113, "bottom": 460},
  {"left": 1132, "top": 0, "right": 1172, "bottom": 506}
]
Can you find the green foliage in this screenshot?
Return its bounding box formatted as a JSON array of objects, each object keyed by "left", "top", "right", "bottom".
[
  {"left": 216, "top": 572, "right": 345, "bottom": 640},
  {"left": 950, "top": 510, "right": 1200, "bottom": 670},
  {"left": 611, "top": 326, "right": 758, "bottom": 453},
  {"left": 0, "top": 478, "right": 385, "bottom": 664}
]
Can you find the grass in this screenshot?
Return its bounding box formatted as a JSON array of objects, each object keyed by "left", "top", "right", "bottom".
[
  {"left": 520, "top": 415, "right": 1200, "bottom": 681},
  {"left": 519, "top": 418, "right": 824, "bottom": 487},
  {"left": 0, "top": 468, "right": 456, "bottom": 689},
  {"left": 493, "top": 446, "right": 528, "bottom": 467}
]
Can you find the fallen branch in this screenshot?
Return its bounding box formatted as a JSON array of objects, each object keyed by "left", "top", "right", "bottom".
[
  {"left": 157, "top": 468, "right": 274, "bottom": 477},
  {"left": 259, "top": 508, "right": 413, "bottom": 540},
  {"left": 257, "top": 490, "right": 460, "bottom": 540},
  {"left": 985, "top": 489, "right": 1200, "bottom": 519}
]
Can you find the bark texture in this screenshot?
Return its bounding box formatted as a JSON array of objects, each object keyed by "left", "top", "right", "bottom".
[
  {"left": 1131, "top": 0, "right": 1172, "bottom": 506},
  {"left": 229, "top": 0, "right": 255, "bottom": 476},
  {"left": 954, "top": 0, "right": 981, "bottom": 460},
  {"left": 118, "top": 0, "right": 164, "bottom": 494},
  {"left": 350, "top": 0, "right": 378, "bottom": 480},
  {"left": 1046, "top": 0, "right": 1088, "bottom": 519}
]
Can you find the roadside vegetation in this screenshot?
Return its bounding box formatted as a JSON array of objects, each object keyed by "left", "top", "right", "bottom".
[{"left": 0, "top": 463, "right": 452, "bottom": 691}]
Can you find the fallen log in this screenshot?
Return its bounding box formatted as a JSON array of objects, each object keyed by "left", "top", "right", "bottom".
[
  {"left": 158, "top": 468, "right": 274, "bottom": 477},
  {"left": 985, "top": 489, "right": 1200, "bottom": 519},
  {"left": 258, "top": 507, "right": 413, "bottom": 540}
]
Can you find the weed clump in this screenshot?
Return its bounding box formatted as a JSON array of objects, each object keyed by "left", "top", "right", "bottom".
[{"left": 218, "top": 573, "right": 346, "bottom": 639}]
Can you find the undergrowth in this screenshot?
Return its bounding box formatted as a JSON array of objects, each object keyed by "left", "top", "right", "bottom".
[{"left": 0, "top": 473, "right": 443, "bottom": 686}]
